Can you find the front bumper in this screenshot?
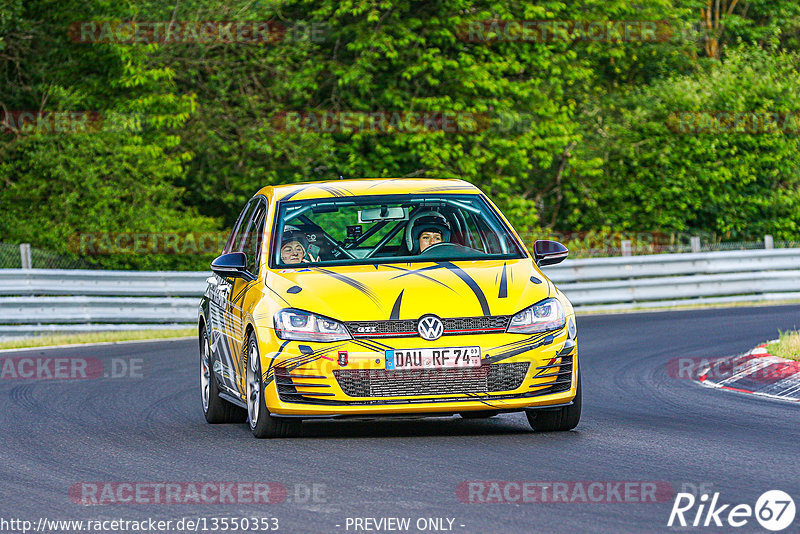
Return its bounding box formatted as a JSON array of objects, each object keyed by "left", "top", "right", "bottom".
[{"left": 257, "top": 323, "right": 577, "bottom": 417}]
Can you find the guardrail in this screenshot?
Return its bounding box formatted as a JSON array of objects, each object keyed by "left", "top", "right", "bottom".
[
  {"left": 547, "top": 248, "right": 800, "bottom": 311},
  {"left": 0, "top": 270, "right": 206, "bottom": 338},
  {"left": 0, "top": 248, "right": 798, "bottom": 336}
]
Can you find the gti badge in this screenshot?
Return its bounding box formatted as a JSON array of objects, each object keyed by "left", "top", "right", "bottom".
[
  {"left": 338, "top": 351, "right": 348, "bottom": 366},
  {"left": 417, "top": 315, "right": 444, "bottom": 341}
]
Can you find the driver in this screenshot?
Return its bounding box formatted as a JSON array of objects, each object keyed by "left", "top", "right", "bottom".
[
  {"left": 280, "top": 228, "right": 318, "bottom": 264},
  {"left": 409, "top": 212, "right": 452, "bottom": 254}
]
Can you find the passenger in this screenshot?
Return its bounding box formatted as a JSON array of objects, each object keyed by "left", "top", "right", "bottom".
[{"left": 280, "top": 229, "right": 318, "bottom": 264}]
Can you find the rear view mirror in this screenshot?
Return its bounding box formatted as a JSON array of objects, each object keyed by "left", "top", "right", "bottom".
[
  {"left": 358, "top": 206, "right": 408, "bottom": 223},
  {"left": 533, "top": 240, "right": 569, "bottom": 266},
  {"left": 211, "top": 252, "right": 256, "bottom": 281}
]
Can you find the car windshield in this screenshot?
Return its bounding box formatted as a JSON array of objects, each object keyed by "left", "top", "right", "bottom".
[{"left": 271, "top": 194, "right": 526, "bottom": 267}]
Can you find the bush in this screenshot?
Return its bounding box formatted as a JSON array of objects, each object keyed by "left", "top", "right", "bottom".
[{"left": 564, "top": 45, "right": 800, "bottom": 240}]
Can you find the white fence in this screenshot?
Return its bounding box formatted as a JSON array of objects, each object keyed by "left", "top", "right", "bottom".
[
  {"left": 0, "top": 270, "right": 205, "bottom": 338},
  {"left": 547, "top": 248, "right": 800, "bottom": 311},
  {"left": 1, "top": 248, "right": 799, "bottom": 336}
]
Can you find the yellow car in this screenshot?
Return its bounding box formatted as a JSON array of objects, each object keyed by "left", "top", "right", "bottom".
[{"left": 199, "top": 178, "right": 579, "bottom": 438}]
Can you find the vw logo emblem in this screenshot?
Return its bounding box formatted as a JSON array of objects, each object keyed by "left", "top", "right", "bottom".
[{"left": 417, "top": 315, "right": 444, "bottom": 341}]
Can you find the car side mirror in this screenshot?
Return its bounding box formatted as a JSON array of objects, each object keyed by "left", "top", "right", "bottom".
[
  {"left": 211, "top": 252, "right": 256, "bottom": 281},
  {"left": 533, "top": 240, "right": 569, "bottom": 266}
]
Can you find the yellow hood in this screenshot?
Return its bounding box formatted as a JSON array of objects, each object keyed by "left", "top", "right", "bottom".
[{"left": 265, "top": 259, "right": 551, "bottom": 321}]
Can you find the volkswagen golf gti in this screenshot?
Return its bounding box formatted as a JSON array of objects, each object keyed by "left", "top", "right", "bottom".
[{"left": 199, "top": 178, "right": 580, "bottom": 438}]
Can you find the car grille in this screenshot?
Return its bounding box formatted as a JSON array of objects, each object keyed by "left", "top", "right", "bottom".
[
  {"left": 345, "top": 316, "right": 510, "bottom": 338},
  {"left": 273, "top": 366, "right": 335, "bottom": 403},
  {"left": 333, "top": 362, "right": 530, "bottom": 397},
  {"left": 526, "top": 353, "right": 573, "bottom": 397}
]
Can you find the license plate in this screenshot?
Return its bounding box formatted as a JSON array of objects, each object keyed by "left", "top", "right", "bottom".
[{"left": 385, "top": 346, "right": 481, "bottom": 370}]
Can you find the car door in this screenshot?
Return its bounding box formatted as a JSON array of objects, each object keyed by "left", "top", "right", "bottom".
[
  {"left": 209, "top": 199, "right": 257, "bottom": 394},
  {"left": 228, "top": 198, "right": 267, "bottom": 394}
]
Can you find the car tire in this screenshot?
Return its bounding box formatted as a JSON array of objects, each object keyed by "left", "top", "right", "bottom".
[
  {"left": 201, "top": 326, "right": 247, "bottom": 424},
  {"left": 526, "top": 368, "right": 582, "bottom": 432},
  {"left": 246, "top": 332, "right": 298, "bottom": 439}
]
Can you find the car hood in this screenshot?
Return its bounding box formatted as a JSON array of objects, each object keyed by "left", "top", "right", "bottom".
[{"left": 264, "top": 258, "right": 551, "bottom": 321}]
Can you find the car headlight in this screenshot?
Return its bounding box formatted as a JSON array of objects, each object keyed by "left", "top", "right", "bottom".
[
  {"left": 506, "top": 298, "right": 565, "bottom": 334},
  {"left": 274, "top": 309, "right": 352, "bottom": 342}
]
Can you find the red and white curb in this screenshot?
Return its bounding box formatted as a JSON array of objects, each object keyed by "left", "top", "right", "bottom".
[{"left": 698, "top": 343, "right": 800, "bottom": 402}]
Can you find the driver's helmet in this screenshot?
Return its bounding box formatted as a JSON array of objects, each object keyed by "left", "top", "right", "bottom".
[{"left": 405, "top": 211, "right": 451, "bottom": 253}]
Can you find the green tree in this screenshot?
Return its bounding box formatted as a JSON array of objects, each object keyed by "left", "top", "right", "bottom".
[
  {"left": 563, "top": 45, "right": 800, "bottom": 241},
  {"left": 0, "top": 0, "right": 217, "bottom": 269}
]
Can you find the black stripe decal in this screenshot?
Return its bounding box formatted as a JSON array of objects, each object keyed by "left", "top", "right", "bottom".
[
  {"left": 498, "top": 263, "right": 508, "bottom": 299},
  {"left": 556, "top": 340, "right": 576, "bottom": 357},
  {"left": 263, "top": 340, "right": 291, "bottom": 385},
  {"left": 313, "top": 267, "right": 382, "bottom": 306},
  {"left": 286, "top": 355, "right": 323, "bottom": 372},
  {"left": 421, "top": 185, "right": 478, "bottom": 192},
  {"left": 390, "top": 264, "right": 446, "bottom": 277},
  {"left": 230, "top": 281, "right": 253, "bottom": 304},
  {"left": 281, "top": 185, "right": 311, "bottom": 201},
  {"left": 265, "top": 284, "right": 291, "bottom": 306},
  {"left": 390, "top": 290, "right": 404, "bottom": 320},
  {"left": 436, "top": 261, "right": 491, "bottom": 316},
  {"left": 486, "top": 335, "right": 555, "bottom": 364},
  {"left": 278, "top": 342, "right": 348, "bottom": 372},
  {"left": 385, "top": 265, "right": 456, "bottom": 292},
  {"left": 318, "top": 186, "right": 344, "bottom": 197},
  {"left": 488, "top": 333, "right": 549, "bottom": 352},
  {"left": 352, "top": 338, "right": 394, "bottom": 351},
  {"left": 463, "top": 392, "right": 498, "bottom": 408},
  {"left": 318, "top": 185, "right": 353, "bottom": 197},
  {"left": 311, "top": 343, "right": 348, "bottom": 357},
  {"left": 367, "top": 178, "right": 406, "bottom": 188}
]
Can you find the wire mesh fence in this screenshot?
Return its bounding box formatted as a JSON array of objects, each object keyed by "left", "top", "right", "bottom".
[
  {"left": 1, "top": 242, "right": 99, "bottom": 269},
  {"left": 0, "top": 243, "right": 21, "bottom": 268},
  {"left": 0, "top": 240, "right": 216, "bottom": 270},
  {"left": 522, "top": 236, "right": 800, "bottom": 259},
  {"left": 1, "top": 236, "right": 799, "bottom": 268}
]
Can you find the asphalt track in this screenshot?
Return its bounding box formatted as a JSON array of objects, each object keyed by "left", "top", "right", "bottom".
[{"left": 1, "top": 305, "right": 799, "bottom": 533}]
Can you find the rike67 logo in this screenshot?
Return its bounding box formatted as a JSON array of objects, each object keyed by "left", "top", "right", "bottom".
[{"left": 668, "top": 490, "right": 796, "bottom": 531}]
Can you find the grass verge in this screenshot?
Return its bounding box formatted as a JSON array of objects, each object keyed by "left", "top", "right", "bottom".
[
  {"left": 0, "top": 328, "right": 195, "bottom": 350},
  {"left": 767, "top": 330, "right": 800, "bottom": 362}
]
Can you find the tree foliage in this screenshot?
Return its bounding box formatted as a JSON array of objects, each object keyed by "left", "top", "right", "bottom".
[
  {"left": 566, "top": 46, "right": 800, "bottom": 240},
  {"left": 1, "top": 0, "right": 799, "bottom": 268}
]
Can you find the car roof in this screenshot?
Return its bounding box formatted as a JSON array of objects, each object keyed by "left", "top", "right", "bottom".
[{"left": 256, "top": 178, "right": 482, "bottom": 202}]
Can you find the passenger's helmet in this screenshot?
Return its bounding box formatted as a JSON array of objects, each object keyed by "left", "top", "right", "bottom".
[{"left": 404, "top": 211, "right": 452, "bottom": 253}]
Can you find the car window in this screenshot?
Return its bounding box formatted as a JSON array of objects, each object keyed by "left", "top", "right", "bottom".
[
  {"left": 223, "top": 199, "right": 256, "bottom": 254},
  {"left": 271, "top": 194, "right": 526, "bottom": 267},
  {"left": 240, "top": 201, "right": 267, "bottom": 275}
]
